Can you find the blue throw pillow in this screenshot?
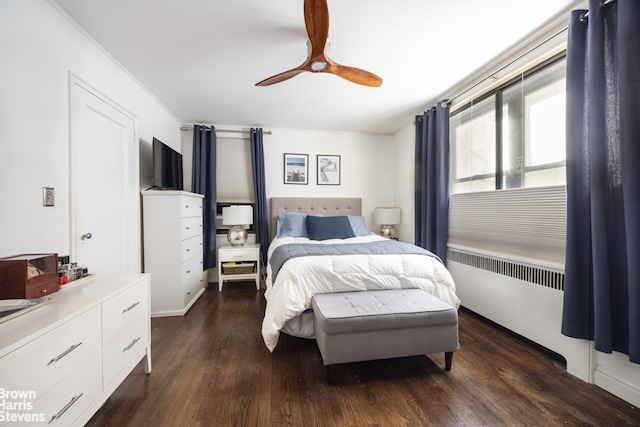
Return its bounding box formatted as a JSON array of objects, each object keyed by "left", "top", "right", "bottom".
[
  {"left": 347, "top": 215, "right": 369, "bottom": 236},
  {"left": 276, "top": 213, "right": 309, "bottom": 238},
  {"left": 307, "top": 215, "right": 356, "bottom": 240},
  {"left": 276, "top": 213, "right": 325, "bottom": 237}
]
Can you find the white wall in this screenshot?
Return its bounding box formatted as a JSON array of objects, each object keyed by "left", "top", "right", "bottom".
[
  {"left": 181, "top": 127, "right": 395, "bottom": 232},
  {"left": 0, "top": 0, "right": 181, "bottom": 258},
  {"left": 264, "top": 128, "right": 393, "bottom": 227},
  {"left": 392, "top": 122, "right": 416, "bottom": 243},
  {"left": 180, "top": 131, "right": 254, "bottom": 201}
]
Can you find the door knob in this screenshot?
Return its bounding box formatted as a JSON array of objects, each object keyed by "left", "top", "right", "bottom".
[{"left": 81, "top": 233, "right": 93, "bottom": 240}]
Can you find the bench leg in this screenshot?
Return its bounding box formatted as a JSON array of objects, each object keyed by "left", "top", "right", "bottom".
[
  {"left": 326, "top": 365, "right": 335, "bottom": 384},
  {"left": 444, "top": 351, "right": 453, "bottom": 371}
]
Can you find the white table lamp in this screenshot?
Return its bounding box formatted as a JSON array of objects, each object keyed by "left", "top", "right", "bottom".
[
  {"left": 373, "top": 207, "right": 400, "bottom": 239},
  {"left": 222, "top": 205, "right": 253, "bottom": 246}
]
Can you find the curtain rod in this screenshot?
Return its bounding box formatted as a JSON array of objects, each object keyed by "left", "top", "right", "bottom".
[
  {"left": 179, "top": 125, "right": 272, "bottom": 135},
  {"left": 444, "top": 0, "right": 616, "bottom": 108},
  {"left": 581, "top": 0, "right": 616, "bottom": 20}
]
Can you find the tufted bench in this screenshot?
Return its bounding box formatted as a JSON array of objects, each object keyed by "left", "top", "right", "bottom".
[{"left": 312, "top": 289, "right": 459, "bottom": 383}]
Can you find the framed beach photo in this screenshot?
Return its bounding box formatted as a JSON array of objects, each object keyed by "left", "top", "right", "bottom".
[
  {"left": 317, "top": 155, "right": 340, "bottom": 185},
  {"left": 284, "top": 153, "right": 308, "bottom": 184}
]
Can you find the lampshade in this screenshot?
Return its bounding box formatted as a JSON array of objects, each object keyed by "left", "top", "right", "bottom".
[
  {"left": 373, "top": 207, "right": 400, "bottom": 225},
  {"left": 222, "top": 205, "right": 253, "bottom": 226}
]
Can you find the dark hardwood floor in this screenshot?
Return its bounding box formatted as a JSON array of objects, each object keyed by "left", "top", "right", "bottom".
[{"left": 88, "top": 282, "right": 638, "bottom": 426}]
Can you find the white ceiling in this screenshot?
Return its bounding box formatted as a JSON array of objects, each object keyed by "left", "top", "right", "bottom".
[{"left": 51, "top": 0, "right": 580, "bottom": 134}]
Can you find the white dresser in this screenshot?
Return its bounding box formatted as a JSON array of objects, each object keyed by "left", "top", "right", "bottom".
[
  {"left": 141, "top": 190, "right": 206, "bottom": 317},
  {"left": 0, "top": 274, "right": 151, "bottom": 427}
]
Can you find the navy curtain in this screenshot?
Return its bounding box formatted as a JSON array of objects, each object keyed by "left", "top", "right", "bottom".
[
  {"left": 192, "top": 125, "right": 217, "bottom": 270},
  {"left": 415, "top": 102, "right": 450, "bottom": 262},
  {"left": 562, "top": 0, "right": 640, "bottom": 364},
  {"left": 250, "top": 128, "right": 269, "bottom": 268}
]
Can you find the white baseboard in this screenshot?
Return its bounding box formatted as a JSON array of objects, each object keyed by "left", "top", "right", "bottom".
[
  {"left": 593, "top": 351, "right": 640, "bottom": 408},
  {"left": 594, "top": 369, "right": 640, "bottom": 407}
]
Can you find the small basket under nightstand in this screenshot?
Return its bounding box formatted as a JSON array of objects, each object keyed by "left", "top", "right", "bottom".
[{"left": 221, "top": 262, "right": 256, "bottom": 275}]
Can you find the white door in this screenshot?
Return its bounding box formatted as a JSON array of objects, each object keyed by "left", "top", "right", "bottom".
[{"left": 70, "top": 78, "right": 140, "bottom": 275}]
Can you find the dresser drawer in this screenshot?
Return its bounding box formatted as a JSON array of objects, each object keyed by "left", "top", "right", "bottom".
[
  {"left": 219, "top": 248, "right": 259, "bottom": 262},
  {"left": 184, "top": 261, "right": 204, "bottom": 305},
  {"left": 102, "top": 279, "right": 149, "bottom": 345},
  {"left": 182, "top": 256, "right": 203, "bottom": 290},
  {"left": 181, "top": 216, "right": 203, "bottom": 240},
  {"left": 22, "top": 350, "right": 102, "bottom": 427},
  {"left": 182, "top": 235, "right": 203, "bottom": 263},
  {"left": 0, "top": 306, "right": 101, "bottom": 398},
  {"left": 181, "top": 196, "right": 203, "bottom": 218},
  {"left": 103, "top": 313, "right": 149, "bottom": 388}
]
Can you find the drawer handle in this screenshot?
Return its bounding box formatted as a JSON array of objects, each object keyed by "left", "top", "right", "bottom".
[
  {"left": 49, "top": 393, "right": 83, "bottom": 424},
  {"left": 42, "top": 288, "right": 48, "bottom": 293},
  {"left": 186, "top": 248, "right": 190, "bottom": 252},
  {"left": 122, "top": 301, "right": 140, "bottom": 314},
  {"left": 186, "top": 270, "right": 191, "bottom": 274},
  {"left": 186, "top": 226, "right": 190, "bottom": 230},
  {"left": 185, "top": 205, "right": 190, "bottom": 208},
  {"left": 123, "top": 337, "right": 141, "bottom": 353},
  {"left": 47, "top": 342, "right": 82, "bottom": 365}
]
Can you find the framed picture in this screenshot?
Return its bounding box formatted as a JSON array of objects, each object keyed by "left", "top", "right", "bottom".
[
  {"left": 284, "top": 153, "right": 308, "bottom": 184},
  {"left": 317, "top": 155, "right": 341, "bottom": 185}
]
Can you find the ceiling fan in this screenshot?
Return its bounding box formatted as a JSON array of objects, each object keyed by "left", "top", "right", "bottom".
[{"left": 255, "top": 0, "right": 383, "bottom": 87}]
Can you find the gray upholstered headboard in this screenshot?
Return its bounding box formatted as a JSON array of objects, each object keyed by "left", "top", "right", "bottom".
[{"left": 270, "top": 197, "right": 362, "bottom": 240}]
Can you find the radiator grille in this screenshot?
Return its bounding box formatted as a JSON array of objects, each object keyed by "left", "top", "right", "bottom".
[{"left": 447, "top": 249, "right": 565, "bottom": 291}]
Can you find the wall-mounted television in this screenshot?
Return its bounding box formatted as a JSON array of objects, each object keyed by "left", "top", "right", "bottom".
[{"left": 152, "top": 137, "right": 183, "bottom": 190}]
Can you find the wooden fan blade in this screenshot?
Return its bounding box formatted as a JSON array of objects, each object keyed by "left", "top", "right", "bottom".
[
  {"left": 256, "top": 0, "right": 383, "bottom": 87},
  {"left": 329, "top": 63, "right": 383, "bottom": 87},
  {"left": 304, "top": 0, "right": 329, "bottom": 57},
  {"left": 255, "top": 65, "right": 309, "bottom": 86}
]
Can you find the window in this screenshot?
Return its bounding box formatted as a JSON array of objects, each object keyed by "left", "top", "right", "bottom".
[
  {"left": 450, "top": 97, "right": 496, "bottom": 193},
  {"left": 451, "top": 55, "right": 566, "bottom": 194}
]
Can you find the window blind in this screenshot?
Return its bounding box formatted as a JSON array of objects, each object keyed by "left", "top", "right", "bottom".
[{"left": 448, "top": 185, "right": 566, "bottom": 268}]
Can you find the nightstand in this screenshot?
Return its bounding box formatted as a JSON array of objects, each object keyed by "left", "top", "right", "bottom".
[{"left": 217, "top": 244, "right": 261, "bottom": 292}]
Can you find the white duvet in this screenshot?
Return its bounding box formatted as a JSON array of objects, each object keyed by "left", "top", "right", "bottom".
[{"left": 261, "top": 234, "right": 460, "bottom": 352}]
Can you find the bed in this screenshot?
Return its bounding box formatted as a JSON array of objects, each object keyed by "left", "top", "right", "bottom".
[{"left": 261, "top": 197, "right": 460, "bottom": 352}]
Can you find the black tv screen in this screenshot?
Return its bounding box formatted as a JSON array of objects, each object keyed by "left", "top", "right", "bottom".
[{"left": 152, "top": 137, "right": 183, "bottom": 190}]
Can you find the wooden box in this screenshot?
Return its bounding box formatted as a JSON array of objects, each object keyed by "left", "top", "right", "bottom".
[{"left": 0, "top": 253, "right": 59, "bottom": 299}]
